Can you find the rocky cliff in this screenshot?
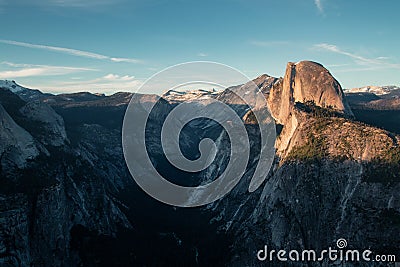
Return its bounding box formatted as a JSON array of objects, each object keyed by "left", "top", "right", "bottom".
[
  {"left": 268, "top": 61, "right": 352, "bottom": 125},
  {"left": 0, "top": 103, "right": 40, "bottom": 169},
  {"left": 202, "top": 62, "right": 400, "bottom": 267},
  {"left": 266, "top": 61, "right": 354, "bottom": 155},
  {"left": 0, "top": 86, "right": 133, "bottom": 266}
]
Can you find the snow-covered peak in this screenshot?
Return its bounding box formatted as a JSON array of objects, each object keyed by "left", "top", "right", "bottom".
[
  {"left": 0, "top": 80, "right": 46, "bottom": 101},
  {"left": 0, "top": 80, "right": 25, "bottom": 93},
  {"left": 162, "top": 88, "right": 220, "bottom": 103},
  {"left": 345, "top": 85, "right": 400, "bottom": 96}
]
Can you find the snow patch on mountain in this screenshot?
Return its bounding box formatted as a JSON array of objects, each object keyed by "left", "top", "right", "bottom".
[
  {"left": 345, "top": 85, "right": 400, "bottom": 95},
  {"left": 0, "top": 80, "right": 25, "bottom": 93},
  {"left": 162, "top": 88, "right": 220, "bottom": 103},
  {"left": 0, "top": 80, "right": 46, "bottom": 101}
]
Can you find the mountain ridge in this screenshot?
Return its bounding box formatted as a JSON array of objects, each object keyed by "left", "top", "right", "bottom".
[{"left": 0, "top": 61, "right": 399, "bottom": 266}]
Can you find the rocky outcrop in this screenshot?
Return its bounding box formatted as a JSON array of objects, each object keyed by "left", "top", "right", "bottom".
[
  {"left": 291, "top": 61, "right": 351, "bottom": 113},
  {"left": 268, "top": 61, "right": 353, "bottom": 125},
  {"left": 0, "top": 104, "right": 39, "bottom": 169},
  {"left": 252, "top": 74, "right": 279, "bottom": 95},
  {"left": 267, "top": 61, "right": 354, "bottom": 155},
  {"left": 285, "top": 116, "right": 400, "bottom": 161},
  {"left": 19, "top": 101, "right": 68, "bottom": 146}
]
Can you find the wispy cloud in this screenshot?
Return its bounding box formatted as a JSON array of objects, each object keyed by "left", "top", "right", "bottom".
[
  {"left": 314, "top": 43, "right": 400, "bottom": 70},
  {"left": 103, "top": 73, "right": 136, "bottom": 81},
  {"left": 109, "top": 57, "right": 140, "bottom": 63},
  {"left": 0, "top": 39, "right": 142, "bottom": 63},
  {"left": 250, "top": 40, "right": 290, "bottom": 47},
  {"left": 0, "top": 61, "right": 96, "bottom": 79},
  {"left": 197, "top": 53, "right": 208, "bottom": 57},
  {"left": 0, "top": 61, "right": 140, "bottom": 93},
  {"left": 314, "top": 0, "right": 324, "bottom": 14},
  {"left": 38, "top": 73, "right": 143, "bottom": 94},
  {"left": 326, "top": 63, "right": 350, "bottom": 68},
  {"left": 376, "top": 56, "right": 390, "bottom": 60}
]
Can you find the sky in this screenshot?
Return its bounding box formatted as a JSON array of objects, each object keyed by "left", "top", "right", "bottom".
[{"left": 0, "top": 0, "right": 399, "bottom": 95}]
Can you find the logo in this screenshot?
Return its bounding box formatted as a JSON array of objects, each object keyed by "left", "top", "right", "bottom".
[
  {"left": 336, "top": 238, "right": 348, "bottom": 249},
  {"left": 122, "top": 62, "right": 276, "bottom": 207},
  {"left": 257, "top": 238, "right": 397, "bottom": 263}
]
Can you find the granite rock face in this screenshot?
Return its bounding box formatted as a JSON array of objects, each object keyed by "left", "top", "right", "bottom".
[
  {"left": 0, "top": 86, "right": 133, "bottom": 266},
  {"left": 0, "top": 104, "right": 40, "bottom": 169},
  {"left": 268, "top": 61, "right": 353, "bottom": 125},
  {"left": 19, "top": 101, "right": 68, "bottom": 146},
  {"left": 202, "top": 62, "right": 400, "bottom": 267},
  {"left": 267, "top": 61, "right": 355, "bottom": 155},
  {"left": 224, "top": 159, "right": 400, "bottom": 267}
]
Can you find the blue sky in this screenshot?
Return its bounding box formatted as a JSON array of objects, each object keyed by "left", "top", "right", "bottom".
[{"left": 0, "top": 0, "right": 399, "bottom": 94}]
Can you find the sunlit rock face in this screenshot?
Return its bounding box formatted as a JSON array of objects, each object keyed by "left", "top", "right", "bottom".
[{"left": 268, "top": 61, "right": 353, "bottom": 125}]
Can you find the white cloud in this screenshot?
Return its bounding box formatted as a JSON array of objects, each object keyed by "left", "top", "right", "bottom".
[
  {"left": 103, "top": 73, "right": 135, "bottom": 81},
  {"left": 38, "top": 74, "right": 143, "bottom": 94},
  {"left": 0, "top": 61, "right": 141, "bottom": 94},
  {"left": 197, "top": 53, "right": 208, "bottom": 57},
  {"left": 110, "top": 57, "right": 140, "bottom": 63},
  {"left": 314, "top": 0, "right": 324, "bottom": 14},
  {"left": 0, "top": 39, "right": 141, "bottom": 63},
  {"left": 0, "top": 61, "right": 96, "bottom": 79},
  {"left": 314, "top": 43, "right": 400, "bottom": 69}
]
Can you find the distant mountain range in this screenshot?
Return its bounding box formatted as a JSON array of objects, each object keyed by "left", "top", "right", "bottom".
[
  {"left": 345, "top": 85, "right": 400, "bottom": 96},
  {"left": 345, "top": 86, "right": 400, "bottom": 110},
  {"left": 0, "top": 61, "right": 399, "bottom": 266}
]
